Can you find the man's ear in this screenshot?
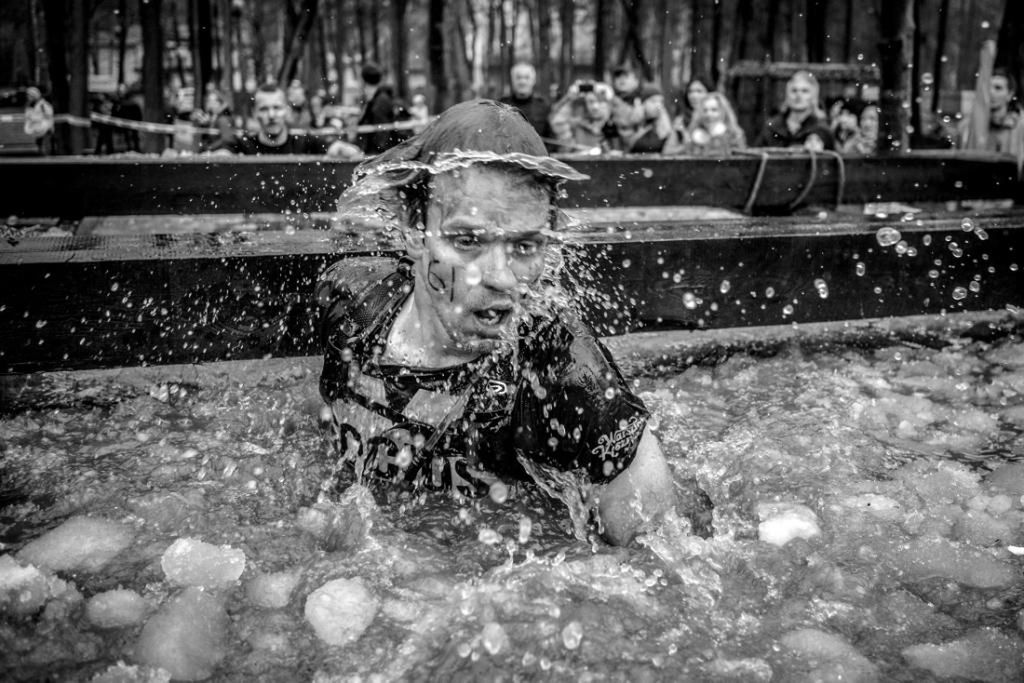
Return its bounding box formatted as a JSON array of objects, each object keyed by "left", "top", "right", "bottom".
[{"left": 403, "top": 225, "right": 426, "bottom": 258}]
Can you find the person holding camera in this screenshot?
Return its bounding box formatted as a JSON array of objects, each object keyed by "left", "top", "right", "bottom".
[{"left": 548, "top": 80, "right": 620, "bottom": 154}]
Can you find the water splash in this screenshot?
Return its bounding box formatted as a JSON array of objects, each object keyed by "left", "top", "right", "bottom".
[{"left": 876, "top": 227, "right": 901, "bottom": 247}]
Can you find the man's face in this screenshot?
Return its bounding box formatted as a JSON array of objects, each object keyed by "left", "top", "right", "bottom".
[
  {"left": 990, "top": 76, "right": 1012, "bottom": 111},
  {"left": 254, "top": 90, "right": 288, "bottom": 137},
  {"left": 584, "top": 92, "right": 609, "bottom": 120},
  {"left": 785, "top": 77, "right": 814, "bottom": 113},
  {"left": 613, "top": 72, "right": 638, "bottom": 96},
  {"left": 406, "top": 165, "right": 553, "bottom": 356},
  {"left": 511, "top": 65, "right": 536, "bottom": 98}
]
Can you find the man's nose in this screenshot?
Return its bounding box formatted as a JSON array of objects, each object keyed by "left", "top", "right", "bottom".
[{"left": 478, "top": 244, "right": 518, "bottom": 291}]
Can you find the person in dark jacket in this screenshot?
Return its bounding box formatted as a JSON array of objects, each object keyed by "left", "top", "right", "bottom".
[
  {"left": 499, "top": 61, "right": 554, "bottom": 144},
  {"left": 357, "top": 62, "right": 406, "bottom": 156},
  {"left": 754, "top": 70, "right": 835, "bottom": 151}
]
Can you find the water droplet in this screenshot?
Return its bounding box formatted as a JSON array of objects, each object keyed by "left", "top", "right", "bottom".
[
  {"left": 488, "top": 481, "right": 509, "bottom": 504},
  {"left": 922, "top": 234, "right": 932, "bottom": 245},
  {"left": 814, "top": 278, "right": 829, "bottom": 299},
  {"left": 975, "top": 228, "right": 989, "bottom": 240},
  {"left": 782, "top": 304, "right": 794, "bottom": 316},
  {"left": 961, "top": 217, "right": 974, "bottom": 232},
  {"left": 876, "top": 227, "right": 901, "bottom": 247},
  {"left": 621, "top": 259, "right": 631, "bottom": 268},
  {"left": 481, "top": 622, "right": 508, "bottom": 655},
  {"left": 518, "top": 516, "right": 532, "bottom": 544},
  {"left": 672, "top": 272, "right": 682, "bottom": 283},
  {"left": 968, "top": 280, "right": 981, "bottom": 293},
  {"left": 906, "top": 247, "right": 918, "bottom": 257},
  {"left": 340, "top": 347, "right": 353, "bottom": 362},
  {"left": 928, "top": 269, "right": 940, "bottom": 279},
  {"left": 604, "top": 387, "right": 616, "bottom": 400},
  {"left": 765, "top": 286, "right": 775, "bottom": 298},
  {"left": 478, "top": 527, "right": 502, "bottom": 545},
  {"left": 395, "top": 446, "right": 413, "bottom": 468},
  {"left": 895, "top": 240, "right": 908, "bottom": 255},
  {"left": 719, "top": 279, "right": 731, "bottom": 294},
  {"left": 561, "top": 621, "right": 584, "bottom": 650},
  {"left": 855, "top": 262, "right": 866, "bottom": 276},
  {"left": 110, "top": 282, "right": 120, "bottom": 292},
  {"left": 951, "top": 286, "right": 967, "bottom": 300},
  {"left": 1011, "top": 263, "right": 1019, "bottom": 272},
  {"left": 641, "top": 167, "right": 654, "bottom": 178},
  {"left": 35, "top": 319, "right": 47, "bottom": 329},
  {"left": 682, "top": 292, "right": 698, "bottom": 309}
]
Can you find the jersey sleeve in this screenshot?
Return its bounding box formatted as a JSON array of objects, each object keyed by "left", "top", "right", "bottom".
[{"left": 512, "top": 319, "right": 649, "bottom": 483}]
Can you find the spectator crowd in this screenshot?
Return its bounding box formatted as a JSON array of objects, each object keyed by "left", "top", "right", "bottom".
[{"left": 20, "top": 50, "right": 1024, "bottom": 169}]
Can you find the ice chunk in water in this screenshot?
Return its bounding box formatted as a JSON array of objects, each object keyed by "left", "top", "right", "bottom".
[
  {"left": 781, "top": 628, "right": 880, "bottom": 683},
  {"left": 481, "top": 621, "right": 509, "bottom": 654},
  {"left": 0, "top": 554, "right": 71, "bottom": 617},
  {"left": 245, "top": 570, "right": 300, "bottom": 609},
  {"left": 888, "top": 537, "right": 1017, "bottom": 588},
  {"left": 304, "top": 577, "right": 379, "bottom": 646},
  {"left": 90, "top": 662, "right": 171, "bottom": 683},
  {"left": 17, "top": 516, "right": 134, "bottom": 573},
  {"left": 135, "top": 587, "right": 228, "bottom": 681},
  {"left": 757, "top": 502, "right": 821, "bottom": 547},
  {"left": 902, "top": 627, "right": 1024, "bottom": 683},
  {"left": 160, "top": 538, "right": 245, "bottom": 589},
  {"left": 86, "top": 588, "right": 149, "bottom": 628}
]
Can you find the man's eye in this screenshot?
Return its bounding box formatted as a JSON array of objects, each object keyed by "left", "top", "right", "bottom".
[
  {"left": 513, "top": 240, "right": 541, "bottom": 256},
  {"left": 451, "top": 235, "right": 479, "bottom": 249}
]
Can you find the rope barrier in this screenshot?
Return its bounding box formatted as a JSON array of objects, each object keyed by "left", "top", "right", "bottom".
[
  {"left": 1, "top": 111, "right": 434, "bottom": 137},
  {"left": 735, "top": 147, "right": 848, "bottom": 213}
]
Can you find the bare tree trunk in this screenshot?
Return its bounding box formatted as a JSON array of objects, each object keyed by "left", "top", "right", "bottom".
[
  {"left": 278, "top": 0, "right": 318, "bottom": 86},
  {"left": 447, "top": 0, "right": 473, "bottom": 100},
  {"left": 910, "top": 0, "right": 923, "bottom": 144},
  {"left": 139, "top": 0, "right": 165, "bottom": 153},
  {"left": 764, "top": 0, "right": 779, "bottom": 61},
  {"left": 877, "top": 0, "right": 913, "bottom": 154},
  {"left": 731, "top": 0, "right": 752, "bottom": 64},
  {"left": 710, "top": 0, "right": 722, "bottom": 84},
  {"left": 537, "top": 0, "right": 553, "bottom": 97},
  {"left": 558, "top": 0, "right": 574, "bottom": 90},
  {"left": 117, "top": 0, "right": 128, "bottom": 86},
  {"left": 428, "top": 0, "right": 447, "bottom": 109},
  {"left": 370, "top": 0, "right": 380, "bottom": 65},
  {"left": 196, "top": 0, "right": 214, "bottom": 92},
  {"left": 334, "top": 0, "right": 347, "bottom": 99},
  {"left": 843, "top": 0, "right": 854, "bottom": 61},
  {"left": 594, "top": 0, "right": 607, "bottom": 78},
  {"left": 806, "top": 0, "right": 827, "bottom": 63},
  {"left": 996, "top": 0, "right": 1024, "bottom": 100},
  {"left": 391, "top": 0, "right": 409, "bottom": 99},
  {"left": 355, "top": 0, "right": 366, "bottom": 63},
  {"left": 41, "top": 0, "right": 69, "bottom": 153},
  {"left": 620, "top": 0, "right": 652, "bottom": 80},
  {"left": 68, "top": 0, "right": 87, "bottom": 154},
  {"left": 931, "top": 0, "right": 949, "bottom": 112}
]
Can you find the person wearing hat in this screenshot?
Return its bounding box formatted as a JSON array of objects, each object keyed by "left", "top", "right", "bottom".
[
  {"left": 357, "top": 62, "right": 406, "bottom": 155},
  {"left": 23, "top": 86, "right": 54, "bottom": 155},
  {"left": 316, "top": 100, "right": 709, "bottom": 545}
]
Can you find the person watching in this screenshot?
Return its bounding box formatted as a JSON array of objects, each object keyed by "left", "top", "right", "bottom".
[
  {"left": 754, "top": 70, "right": 835, "bottom": 151},
  {"left": 626, "top": 85, "right": 679, "bottom": 154},
  {"left": 674, "top": 76, "right": 711, "bottom": 129},
  {"left": 683, "top": 91, "right": 746, "bottom": 156},
  {"left": 357, "top": 62, "right": 406, "bottom": 155},
  {"left": 499, "top": 61, "right": 554, "bottom": 144},
  {"left": 842, "top": 103, "right": 879, "bottom": 156},
  {"left": 23, "top": 86, "right": 54, "bottom": 156},
  {"left": 960, "top": 40, "right": 1024, "bottom": 172},
  {"left": 316, "top": 99, "right": 707, "bottom": 546},
  {"left": 609, "top": 65, "right": 646, "bottom": 142},
  {"left": 221, "top": 84, "right": 361, "bottom": 157},
  {"left": 548, "top": 80, "right": 620, "bottom": 154}
]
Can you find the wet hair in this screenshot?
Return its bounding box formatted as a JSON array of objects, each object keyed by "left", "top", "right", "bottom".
[
  {"left": 347, "top": 100, "right": 586, "bottom": 231},
  {"left": 253, "top": 84, "right": 285, "bottom": 102}
]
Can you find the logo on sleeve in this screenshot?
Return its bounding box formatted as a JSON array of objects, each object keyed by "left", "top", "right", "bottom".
[{"left": 590, "top": 415, "right": 645, "bottom": 462}]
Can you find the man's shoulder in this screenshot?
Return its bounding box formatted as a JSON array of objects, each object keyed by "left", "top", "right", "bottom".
[{"left": 317, "top": 256, "right": 404, "bottom": 305}]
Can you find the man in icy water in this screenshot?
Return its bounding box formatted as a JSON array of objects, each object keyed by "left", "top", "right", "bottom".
[{"left": 316, "top": 99, "right": 699, "bottom": 545}]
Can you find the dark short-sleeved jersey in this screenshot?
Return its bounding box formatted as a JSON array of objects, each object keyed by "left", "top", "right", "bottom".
[
  {"left": 317, "top": 257, "right": 648, "bottom": 489},
  {"left": 227, "top": 132, "right": 330, "bottom": 155}
]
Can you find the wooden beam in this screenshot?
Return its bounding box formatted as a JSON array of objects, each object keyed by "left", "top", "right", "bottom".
[
  {"left": 3, "top": 215, "right": 1022, "bottom": 373},
  {"left": 0, "top": 153, "right": 1019, "bottom": 219}
]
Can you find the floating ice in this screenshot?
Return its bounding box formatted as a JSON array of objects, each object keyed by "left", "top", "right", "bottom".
[
  {"left": 18, "top": 516, "right": 134, "bottom": 573},
  {"left": 86, "top": 589, "right": 149, "bottom": 629},
  {"left": 757, "top": 502, "right": 821, "bottom": 547},
  {"left": 160, "top": 538, "right": 246, "bottom": 589},
  {"left": 561, "top": 620, "right": 583, "bottom": 650},
  {"left": 304, "top": 577, "right": 379, "bottom": 646},
  {"left": 888, "top": 536, "right": 1017, "bottom": 588},
  {"left": 245, "top": 570, "right": 300, "bottom": 609},
  {"left": 781, "top": 628, "right": 880, "bottom": 682},
  {"left": 0, "top": 555, "right": 72, "bottom": 617},
  {"left": 90, "top": 662, "right": 171, "bottom": 683},
  {"left": 135, "top": 587, "right": 228, "bottom": 681},
  {"left": 482, "top": 621, "right": 509, "bottom": 654},
  {"left": 902, "top": 627, "right": 1024, "bottom": 683}
]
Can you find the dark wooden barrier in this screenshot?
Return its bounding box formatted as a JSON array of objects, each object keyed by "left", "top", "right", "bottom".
[
  {"left": 0, "top": 151, "right": 1019, "bottom": 218},
  {"left": 2, "top": 215, "right": 1021, "bottom": 373}
]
